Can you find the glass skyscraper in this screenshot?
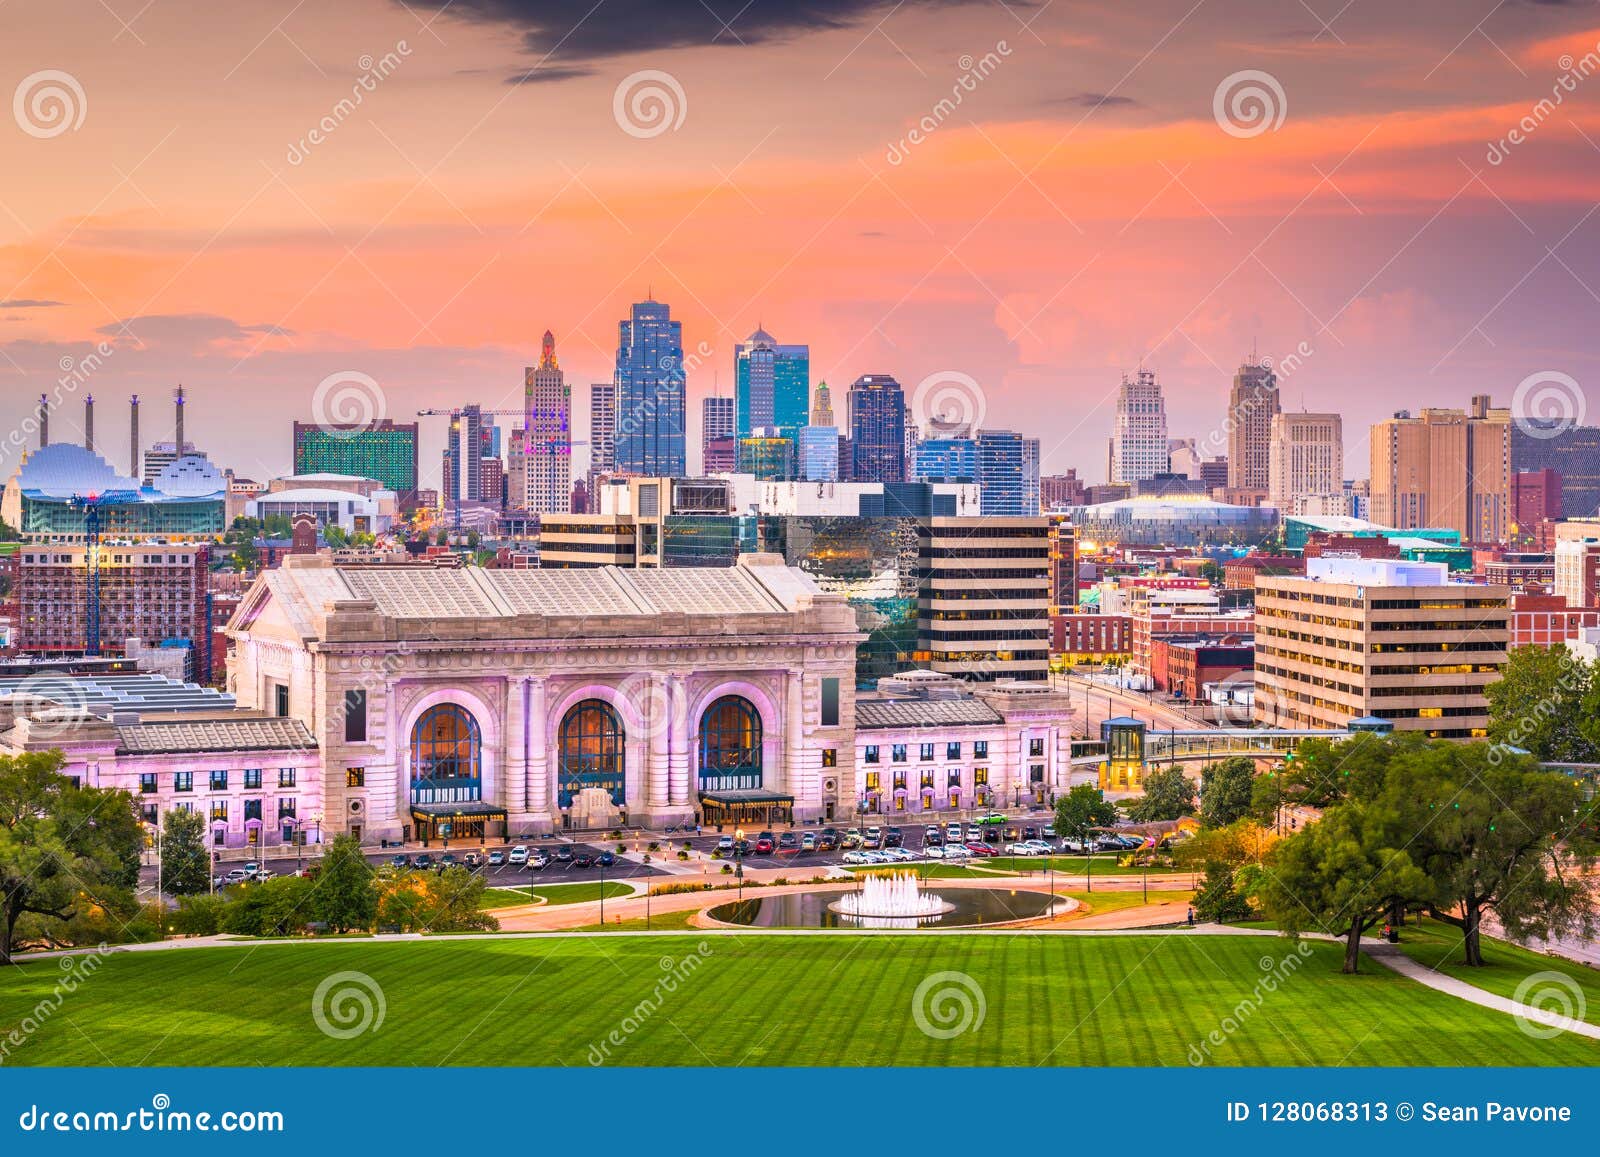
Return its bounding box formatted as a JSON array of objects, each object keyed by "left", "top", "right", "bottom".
[
  {"left": 614, "top": 300, "right": 687, "bottom": 477},
  {"left": 847, "top": 375, "right": 905, "bottom": 483},
  {"left": 735, "top": 327, "right": 810, "bottom": 438}
]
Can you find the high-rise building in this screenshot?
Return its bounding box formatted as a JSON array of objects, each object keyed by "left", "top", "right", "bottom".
[
  {"left": 1268, "top": 411, "right": 1343, "bottom": 512},
  {"left": 702, "top": 394, "right": 735, "bottom": 462},
  {"left": 847, "top": 375, "right": 905, "bottom": 483},
  {"left": 737, "top": 428, "right": 796, "bottom": 480},
  {"left": 589, "top": 383, "right": 617, "bottom": 478},
  {"left": 1369, "top": 398, "right": 1510, "bottom": 543},
  {"left": 912, "top": 437, "right": 977, "bottom": 483},
  {"left": 1109, "top": 370, "right": 1168, "bottom": 484},
  {"left": 1511, "top": 468, "right": 1563, "bottom": 544},
  {"left": 1041, "top": 470, "right": 1086, "bottom": 509},
  {"left": 918, "top": 517, "right": 1051, "bottom": 681},
  {"left": 795, "top": 380, "right": 840, "bottom": 482},
  {"left": 442, "top": 404, "right": 499, "bottom": 506},
  {"left": 1254, "top": 557, "right": 1508, "bottom": 737},
  {"left": 734, "top": 328, "right": 809, "bottom": 438},
  {"left": 292, "top": 419, "right": 419, "bottom": 508},
  {"left": 703, "top": 435, "right": 738, "bottom": 474},
  {"left": 1510, "top": 422, "right": 1600, "bottom": 519},
  {"left": 614, "top": 300, "right": 687, "bottom": 477},
  {"left": 520, "top": 330, "right": 572, "bottom": 514},
  {"left": 1227, "top": 358, "right": 1280, "bottom": 493}
]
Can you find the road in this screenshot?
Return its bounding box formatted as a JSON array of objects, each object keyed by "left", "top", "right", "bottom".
[{"left": 1054, "top": 671, "right": 1215, "bottom": 736}]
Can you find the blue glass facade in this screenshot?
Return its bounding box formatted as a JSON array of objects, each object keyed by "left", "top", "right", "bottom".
[
  {"left": 614, "top": 300, "right": 687, "bottom": 477},
  {"left": 847, "top": 375, "right": 905, "bottom": 483},
  {"left": 735, "top": 328, "right": 810, "bottom": 438},
  {"left": 912, "top": 438, "right": 978, "bottom": 483}
]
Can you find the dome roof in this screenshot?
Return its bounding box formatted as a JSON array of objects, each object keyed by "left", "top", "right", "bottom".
[
  {"left": 16, "top": 443, "right": 140, "bottom": 498},
  {"left": 151, "top": 454, "right": 225, "bottom": 498}
]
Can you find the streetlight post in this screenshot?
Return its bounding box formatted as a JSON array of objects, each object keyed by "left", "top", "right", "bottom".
[{"left": 599, "top": 856, "right": 606, "bottom": 924}]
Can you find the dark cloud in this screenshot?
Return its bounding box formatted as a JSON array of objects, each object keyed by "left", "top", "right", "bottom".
[
  {"left": 505, "top": 65, "right": 597, "bottom": 85},
  {"left": 0, "top": 299, "right": 67, "bottom": 309},
  {"left": 1050, "top": 92, "right": 1141, "bottom": 110},
  {"left": 407, "top": 0, "right": 997, "bottom": 64}
]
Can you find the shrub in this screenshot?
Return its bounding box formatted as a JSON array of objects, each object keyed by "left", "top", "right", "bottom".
[{"left": 171, "top": 894, "right": 229, "bottom": 937}]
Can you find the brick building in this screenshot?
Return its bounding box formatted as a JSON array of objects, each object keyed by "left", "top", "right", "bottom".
[
  {"left": 1051, "top": 612, "right": 1130, "bottom": 664},
  {"left": 1149, "top": 634, "right": 1254, "bottom": 699}
]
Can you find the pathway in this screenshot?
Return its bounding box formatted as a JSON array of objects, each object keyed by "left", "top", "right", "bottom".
[{"left": 1364, "top": 943, "right": 1600, "bottom": 1040}]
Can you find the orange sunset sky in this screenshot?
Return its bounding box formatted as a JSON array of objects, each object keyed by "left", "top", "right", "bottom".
[{"left": 3, "top": 0, "right": 1600, "bottom": 486}]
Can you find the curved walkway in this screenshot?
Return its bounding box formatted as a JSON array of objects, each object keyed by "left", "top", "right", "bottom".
[{"left": 1365, "top": 943, "right": 1600, "bottom": 1040}]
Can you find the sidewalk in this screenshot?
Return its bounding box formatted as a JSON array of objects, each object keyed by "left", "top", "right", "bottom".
[{"left": 1365, "top": 943, "right": 1600, "bottom": 1040}]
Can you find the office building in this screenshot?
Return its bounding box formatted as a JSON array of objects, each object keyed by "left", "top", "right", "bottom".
[
  {"left": 1109, "top": 370, "right": 1168, "bottom": 484},
  {"left": 292, "top": 418, "right": 419, "bottom": 508},
  {"left": 702, "top": 394, "right": 735, "bottom": 466},
  {"left": 588, "top": 383, "right": 617, "bottom": 480},
  {"left": 1227, "top": 358, "right": 1280, "bottom": 492},
  {"left": 797, "top": 381, "right": 840, "bottom": 482},
  {"left": 703, "top": 435, "right": 738, "bottom": 474},
  {"left": 442, "top": 404, "right": 500, "bottom": 507},
  {"left": 1253, "top": 557, "right": 1508, "bottom": 737},
  {"left": 977, "top": 429, "right": 1040, "bottom": 517},
  {"left": 737, "top": 428, "right": 796, "bottom": 481},
  {"left": 917, "top": 516, "right": 1051, "bottom": 682},
  {"left": 847, "top": 375, "right": 905, "bottom": 483},
  {"left": 1511, "top": 421, "right": 1600, "bottom": 519},
  {"left": 520, "top": 330, "right": 572, "bottom": 514},
  {"left": 734, "top": 327, "right": 810, "bottom": 438},
  {"left": 1041, "top": 471, "right": 1086, "bottom": 510},
  {"left": 1554, "top": 523, "right": 1600, "bottom": 607},
  {"left": 614, "top": 299, "right": 687, "bottom": 477},
  {"left": 1369, "top": 397, "right": 1510, "bottom": 543},
  {"left": 1268, "top": 411, "right": 1343, "bottom": 512}
]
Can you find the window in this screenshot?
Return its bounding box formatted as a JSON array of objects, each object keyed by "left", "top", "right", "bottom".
[
  {"left": 344, "top": 690, "right": 368, "bottom": 742},
  {"left": 1029, "top": 737, "right": 1045, "bottom": 757},
  {"left": 346, "top": 767, "right": 365, "bottom": 788},
  {"left": 558, "top": 700, "right": 625, "bottom": 807},
  {"left": 209, "top": 770, "right": 228, "bottom": 791},
  {"left": 244, "top": 799, "right": 262, "bottom": 822},
  {"left": 821, "top": 677, "right": 840, "bottom": 727},
  {"left": 822, "top": 748, "right": 837, "bottom": 768},
  {"left": 698, "top": 696, "right": 763, "bottom": 792},
  {"left": 141, "top": 804, "right": 158, "bottom": 826},
  {"left": 278, "top": 798, "right": 297, "bottom": 819},
  {"left": 273, "top": 684, "right": 289, "bottom": 717},
  {"left": 946, "top": 742, "right": 961, "bottom": 761},
  {"left": 919, "top": 743, "right": 934, "bottom": 761},
  {"left": 893, "top": 770, "right": 907, "bottom": 789},
  {"left": 213, "top": 828, "right": 225, "bottom": 847},
  {"left": 413, "top": 704, "right": 483, "bottom": 804},
  {"left": 243, "top": 769, "right": 262, "bottom": 789},
  {"left": 947, "top": 769, "right": 961, "bottom": 787},
  {"left": 1030, "top": 764, "right": 1045, "bottom": 783},
  {"left": 891, "top": 744, "right": 907, "bottom": 763},
  {"left": 975, "top": 768, "right": 988, "bottom": 785},
  {"left": 921, "top": 771, "right": 934, "bottom": 789},
  {"left": 139, "top": 774, "right": 157, "bottom": 795},
  {"left": 173, "top": 772, "right": 193, "bottom": 793},
  {"left": 864, "top": 745, "right": 880, "bottom": 764},
  {"left": 864, "top": 772, "right": 880, "bottom": 791},
  {"left": 278, "top": 768, "right": 297, "bottom": 788},
  {"left": 210, "top": 801, "right": 228, "bottom": 822},
  {"left": 974, "top": 741, "right": 989, "bottom": 759}
]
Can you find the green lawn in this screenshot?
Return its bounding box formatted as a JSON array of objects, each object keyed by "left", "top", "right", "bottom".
[
  {"left": 1393, "top": 920, "right": 1600, "bottom": 1028},
  {"left": 847, "top": 864, "right": 1005, "bottom": 879},
  {"left": 4, "top": 933, "right": 1595, "bottom": 1066},
  {"left": 478, "top": 881, "right": 634, "bottom": 909},
  {"left": 1064, "top": 889, "right": 1195, "bottom": 918},
  {"left": 986, "top": 856, "right": 1189, "bottom": 877}
]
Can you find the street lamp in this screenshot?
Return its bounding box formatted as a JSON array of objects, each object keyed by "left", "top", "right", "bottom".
[{"left": 734, "top": 826, "right": 746, "bottom": 901}]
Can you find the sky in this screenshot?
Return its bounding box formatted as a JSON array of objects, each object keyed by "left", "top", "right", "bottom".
[{"left": 3, "top": 0, "right": 1600, "bottom": 489}]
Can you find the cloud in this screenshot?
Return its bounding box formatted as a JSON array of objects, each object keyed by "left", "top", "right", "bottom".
[
  {"left": 93, "top": 314, "right": 296, "bottom": 348},
  {"left": 504, "top": 65, "right": 597, "bottom": 85},
  {"left": 0, "top": 299, "right": 67, "bottom": 309},
  {"left": 406, "top": 0, "right": 997, "bottom": 63},
  {"left": 1049, "top": 92, "right": 1141, "bottom": 110}
]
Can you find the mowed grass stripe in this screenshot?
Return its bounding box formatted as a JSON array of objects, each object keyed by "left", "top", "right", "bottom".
[{"left": 3, "top": 935, "right": 1597, "bottom": 1067}]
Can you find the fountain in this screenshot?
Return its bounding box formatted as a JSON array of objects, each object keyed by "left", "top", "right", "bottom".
[{"left": 829, "top": 872, "right": 955, "bottom": 927}]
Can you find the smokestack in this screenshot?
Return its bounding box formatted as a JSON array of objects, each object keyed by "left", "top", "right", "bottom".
[
  {"left": 84, "top": 394, "right": 94, "bottom": 453},
  {"left": 174, "top": 384, "right": 185, "bottom": 455},
  {"left": 130, "top": 395, "right": 140, "bottom": 480},
  {"left": 37, "top": 393, "right": 48, "bottom": 448}
]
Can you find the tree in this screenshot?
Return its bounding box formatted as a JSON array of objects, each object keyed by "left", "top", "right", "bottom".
[
  {"left": 160, "top": 807, "right": 211, "bottom": 896},
  {"left": 0, "top": 751, "right": 142, "bottom": 963},
  {"left": 220, "top": 875, "right": 315, "bottom": 936},
  {"left": 314, "top": 834, "right": 377, "bottom": 932},
  {"left": 1386, "top": 744, "right": 1598, "bottom": 966},
  {"left": 375, "top": 867, "right": 496, "bottom": 933},
  {"left": 322, "top": 524, "right": 348, "bottom": 549},
  {"left": 1055, "top": 784, "right": 1119, "bottom": 849},
  {"left": 1192, "top": 863, "right": 1254, "bottom": 923},
  {"left": 1258, "top": 799, "right": 1429, "bottom": 972},
  {"left": 1200, "top": 757, "right": 1256, "bottom": 828},
  {"left": 1126, "top": 765, "right": 1194, "bottom": 823},
  {"left": 1486, "top": 645, "right": 1596, "bottom": 763}
]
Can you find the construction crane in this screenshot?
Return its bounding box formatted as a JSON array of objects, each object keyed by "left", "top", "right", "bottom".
[{"left": 66, "top": 492, "right": 105, "bottom": 656}]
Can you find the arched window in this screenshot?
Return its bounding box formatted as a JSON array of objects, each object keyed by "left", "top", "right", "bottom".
[
  {"left": 559, "top": 699, "right": 626, "bottom": 808},
  {"left": 698, "top": 696, "right": 762, "bottom": 791},
  {"left": 411, "top": 704, "right": 481, "bottom": 804}
]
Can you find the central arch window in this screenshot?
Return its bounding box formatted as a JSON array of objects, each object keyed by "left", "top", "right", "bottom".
[
  {"left": 411, "top": 704, "right": 482, "bottom": 804},
  {"left": 559, "top": 699, "right": 626, "bottom": 808},
  {"left": 699, "top": 695, "right": 762, "bottom": 791}
]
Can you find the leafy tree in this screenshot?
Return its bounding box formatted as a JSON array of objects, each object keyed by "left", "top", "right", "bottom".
[
  {"left": 1192, "top": 862, "right": 1253, "bottom": 923},
  {"left": 322, "top": 524, "right": 348, "bottom": 549},
  {"left": 434, "top": 529, "right": 449, "bottom": 547},
  {"left": 375, "top": 867, "right": 497, "bottom": 933},
  {"left": 0, "top": 751, "right": 142, "bottom": 962},
  {"left": 1258, "top": 800, "right": 1430, "bottom": 972},
  {"left": 1055, "top": 784, "right": 1119, "bottom": 849},
  {"left": 1248, "top": 732, "right": 1416, "bottom": 824},
  {"left": 1200, "top": 757, "right": 1256, "bottom": 828},
  {"left": 313, "top": 834, "right": 377, "bottom": 932},
  {"left": 220, "top": 875, "right": 315, "bottom": 936},
  {"left": 160, "top": 807, "right": 212, "bottom": 896},
  {"left": 0, "top": 516, "right": 21, "bottom": 542},
  {"left": 1126, "top": 765, "right": 1195, "bottom": 822},
  {"left": 1485, "top": 645, "right": 1596, "bottom": 763}
]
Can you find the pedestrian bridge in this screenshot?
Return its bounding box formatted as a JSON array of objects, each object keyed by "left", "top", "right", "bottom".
[{"left": 1075, "top": 717, "right": 1395, "bottom": 790}]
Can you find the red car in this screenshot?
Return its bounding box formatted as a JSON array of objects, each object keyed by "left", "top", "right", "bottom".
[
  {"left": 964, "top": 842, "right": 998, "bottom": 857},
  {"left": 754, "top": 836, "right": 775, "bottom": 854}
]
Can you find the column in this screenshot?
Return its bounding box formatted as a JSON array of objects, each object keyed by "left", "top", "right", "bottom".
[
  {"left": 785, "top": 668, "right": 805, "bottom": 804},
  {"left": 526, "top": 676, "right": 549, "bottom": 817},
  {"left": 667, "top": 673, "right": 690, "bottom": 807},
  {"left": 646, "top": 671, "right": 670, "bottom": 813},
  {"left": 503, "top": 677, "right": 527, "bottom": 817}
]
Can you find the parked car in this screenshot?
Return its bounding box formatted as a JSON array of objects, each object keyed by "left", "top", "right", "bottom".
[
  {"left": 733, "top": 839, "right": 753, "bottom": 857},
  {"left": 965, "top": 825, "right": 982, "bottom": 841},
  {"left": 438, "top": 853, "right": 458, "bottom": 869},
  {"left": 574, "top": 853, "right": 595, "bottom": 868},
  {"left": 487, "top": 849, "right": 506, "bottom": 866},
  {"left": 253, "top": 869, "right": 277, "bottom": 882},
  {"left": 716, "top": 835, "right": 735, "bottom": 853},
  {"left": 778, "top": 832, "right": 798, "bottom": 850},
  {"left": 800, "top": 833, "right": 817, "bottom": 852},
  {"left": 945, "top": 822, "right": 962, "bottom": 839},
  {"left": 529, "top": 850, "right": 552, "bottom": 870},
  {"left": 508, "top": 845, "right": 530, "bottom": 865},
  {"left": 964, "top": 842, "right": 998, "bottom": 857},
  {"left": 389, "top": 853, "right": 411, "bottom": 868},
  {"left": 554, "top": 847, "right": 575, "bottom": 863},
  {"left": 597, "top": 851, "right": 616, "bottom": 867},
  {"left": 943, "top": 844, "right": 971, "bottom": 860},
  {"left": 924, "top": 826, "right": 943, "bottom": 846},
  {"left": 758, "top": 830, "right": 776, "bottom": 847},
  {"left": 884, "top": 826, "right": 904, "bottom": 848},
  {"left": 1023, "top": 826, "right": 1040, "bottom": 841},
  {"left": 754, "top": 836, "right": 775, "bottom": 854},
  {"left": 865, "top": 826, "right": 882, "bottom": 844},
  {"left": 413, "top": 854, "right": 434, "bottom": 870},
  {"left": 924, "top": 844, "right": 948, "bottom": 859},
  {"left": 1005, "top": 842, "right": 1038, "bottom": 856},
  {"left": 223, "top": 868, "right": 251, "bottom": 886},
  {"left": 1024, "top": 840, "right": 1055, "bottom": 854},
  {"left": 818, "top": 829, "right": 839, "bottom": 851},
  {"left": 842, "top": 829, "right": 863, "bottom": 849},
  {"left": 842, "top": 850, "right": 870, "bottom": 865},
  {"left": 1042, "top": 826, "right": 1057, "bottom": 838},
  {"left": 462, "top": 852, "right": 483, "bottom": 869},
  {"left": 884, "top": 846, "right": 915, "bottom": 862}
]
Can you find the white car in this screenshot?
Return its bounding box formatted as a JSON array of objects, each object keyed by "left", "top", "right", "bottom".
[
  {"left": 842, "top": 850, "right": 870, "bottom": 865},
  {"left": 222, "top": 868, "right": 250, "bottom": 885},
  {"left": 944, "top": 844, "right": 970, "bottom": 860},
  {"left": 1005, "top": 842, "right": 1038, "bottom": 856},
  {"left": 924, "top": 845, "right": 948, "bottom": 859},
  {"left": 883, "top": 847, "right": 914, "bottom": 862},
  {"left": 1024, "top": 840, "right": 1056, "bottom": 854},
  {"left": 507, "top": 845, "right": 530, "bottom": 865}
]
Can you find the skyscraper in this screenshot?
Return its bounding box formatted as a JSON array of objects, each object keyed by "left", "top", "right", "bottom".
[
  {"left": 702, "top": 394, "right": 734, "bottom": 469},
  {"left": 522, "top": 330, "right": 572, "bottom": 514},
  {"left": 734, "top": 327, "right": 809, "bottom": 438},
  {"left": 442, "top": 404, "right": 498, "bottom": 505},
  {"left": 1369, "top": 398, "right": 1510, "bottom": 543},
  {"left": 847, "top": 375, "right": 905, "bottom": 483},
  {"left": 1510, "top": 421, "right": 1600, "bottom": 519},
  {"left": 292, "top": 419, "right": 419, "bottom": 507},
  {"left": 797, "top": 380, "right": 839, "bottom": 481},
  {"left": 614, "top": 299, "right": 687, "bottom": 477},
  {"left": 1268, "top": 411, "right": 1343, "bottom": 513},
  {"left": 1227, "top": 358, "right": 1280, "bottom": 492},
  {"left": 589, "top": 383, "right": 617, "bottom": 478},
  {"left": 1109, "top": 370, "right": 1168, "bottom": 483}
]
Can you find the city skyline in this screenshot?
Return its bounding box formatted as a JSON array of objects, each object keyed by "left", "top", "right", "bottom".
[{"left": 4, "top": 1, "right": 1600, "bottom": 487}]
